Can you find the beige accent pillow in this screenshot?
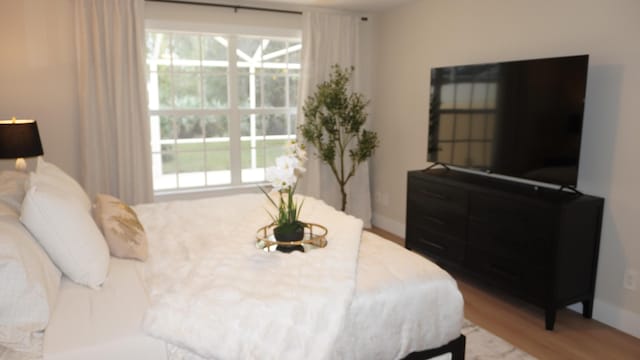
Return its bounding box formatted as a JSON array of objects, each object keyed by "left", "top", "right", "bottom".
[{"left": 93, "top": 194, "right": 148, "bottom": 261}]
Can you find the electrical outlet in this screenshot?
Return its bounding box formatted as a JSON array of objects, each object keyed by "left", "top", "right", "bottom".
[{"left": 624, "top": 269, "right": 638, "bottom": 291}]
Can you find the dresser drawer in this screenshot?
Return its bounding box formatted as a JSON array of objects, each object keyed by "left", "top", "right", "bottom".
[
  {"left": 468, "top": 221, "right": 547, "bottom": 262},
  {"left": 465, "top": 245, "right": 526, "bottom": 294},
  {"left": 469, "top": 193, "right": 553, "bottom": 229},
  {"left": 408, "top": 176, "right": 468, "bottom": 215},
  {"left": 406, "top": 225, "right": 466, "bottom": 263},
  {"left": 407, "top": 202, "right": 467, "bottom": 240}
]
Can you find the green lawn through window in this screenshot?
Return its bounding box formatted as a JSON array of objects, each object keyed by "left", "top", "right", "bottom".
[{"left": 160, "top": 139, "right": 290, "bottom": 174}]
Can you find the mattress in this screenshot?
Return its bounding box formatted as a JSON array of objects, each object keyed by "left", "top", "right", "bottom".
[{"left": 43, "top": 231, "right": 463, "bottom": 360}]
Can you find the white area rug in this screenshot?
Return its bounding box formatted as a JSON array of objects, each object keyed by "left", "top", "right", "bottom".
[
  {"left": 460, "top": 319, "right": 537, "bottom": 359},
  {"left": 432, "top": 319, "right": 536, "bottom": 360}
]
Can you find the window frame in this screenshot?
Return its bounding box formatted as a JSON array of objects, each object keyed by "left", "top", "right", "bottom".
[{"left": 145, "top": 22, "right": 301, "bottom": 195}]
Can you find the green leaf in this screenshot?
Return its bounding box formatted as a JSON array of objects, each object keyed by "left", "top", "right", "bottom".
[{"left": 299, "top": 64, "right": 379, "bottom": 211}]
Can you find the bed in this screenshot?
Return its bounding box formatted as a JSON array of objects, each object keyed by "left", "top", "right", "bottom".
[{"left": 0, "top": 162, "right": 465, "bottom": 360}]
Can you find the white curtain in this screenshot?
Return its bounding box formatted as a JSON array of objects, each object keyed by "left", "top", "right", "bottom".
[
  {"left": 298, "top": 12, "right": 372, "bottom": 227},
  {"left": 74, "top": 0, "right": 153, "bottom": 205}
]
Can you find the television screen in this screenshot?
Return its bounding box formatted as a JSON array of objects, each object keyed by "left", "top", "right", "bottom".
[{"left": 427, "top": 55, "right": 589, "bottom": 186}]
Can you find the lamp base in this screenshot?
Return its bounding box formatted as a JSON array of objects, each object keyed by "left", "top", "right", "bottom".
[{"left": 15, "top": 158, "right": 27, "bottom": 171}]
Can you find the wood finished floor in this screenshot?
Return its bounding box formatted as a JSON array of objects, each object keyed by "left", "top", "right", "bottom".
[{"left": 369, "top": 227, "right": 640, "bottom": 360}]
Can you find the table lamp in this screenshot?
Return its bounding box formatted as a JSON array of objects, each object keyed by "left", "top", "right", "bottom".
[{"left": 0, "top": 117, "right": 44, "bottom": 171}]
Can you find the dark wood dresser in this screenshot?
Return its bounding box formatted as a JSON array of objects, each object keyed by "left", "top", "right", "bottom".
[{"left": 405, "top": 169, "right": 604, "bottom": 330}]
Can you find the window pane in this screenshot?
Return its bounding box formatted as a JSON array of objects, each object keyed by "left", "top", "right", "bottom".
[
  {"left": 172, "top": 34, "right": 201, "bottom": 72},
  {"left": 203, "top": 74, "right": 227, "bottom": 108},
  {"left": 238, "top": 72, "right": 250, "bottom": 108},
  {"left": 204, "top": 115, "right": 228, "bottom": 138},
  {"left": 289, "top": 75, "right": 298, "bottom": 107},
  {"left": 178, "top": 169, "right": 205, "bottom": 188},
  {"left": 160, "top": 144, "right": 177, "bottom": 174},
  {"left": 238, "top": 70, "right": 261, "bottom": 109},
  {"left": 202, "top": 35, "right": 228, "bottom": 62},
  {"left": 288, "top": 41, "right": 301, "bottom": 64},
  {"left": 173, "top": 72, "right": 201, "bottom": 108},
  {"left": 156, "top": 67, "right": 172, "bottom": 109},
  {"left": 263, "top": 40, "right": 287, "bottom": 63},
  {"left": 265, "top": 114, "right": 287, "bottom": 136},
  {"left": 237, "top": 37, "right": 261, "bottom": 60},
  {"left": 159, "top": 115, "right": 175, "bottom": 141},
  {"left": 262, "top": 74, "right": 286, "bottom": 107},
  {"left": 173, "top": 116, "right": 206, "bottom": 188},
  {"left": 289, "top": 114, "right": 297, "bottom": 136},
  {"left": 177, "top": 116, "right": 204, "bottom": 139},
  {"left": 240, "top": 114, "right": 264, "bottom": 137}
]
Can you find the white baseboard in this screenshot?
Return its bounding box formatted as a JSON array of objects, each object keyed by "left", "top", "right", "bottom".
[
  {"left": 371, "top": 212, "right": 405, "bottom": 238},
  {"left": 568, "top": 299, "right": 640, "bottom": 339}
]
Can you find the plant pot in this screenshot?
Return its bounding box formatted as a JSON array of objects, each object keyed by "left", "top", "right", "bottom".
[{"left": 274, "top": 222, "right": 305, "bottom": 253}]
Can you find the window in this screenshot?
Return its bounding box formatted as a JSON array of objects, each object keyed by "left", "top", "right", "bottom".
[{"left": 146, "top": 30, "right": 301, "bottom": 192}]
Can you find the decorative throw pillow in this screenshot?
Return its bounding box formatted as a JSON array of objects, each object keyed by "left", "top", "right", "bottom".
[
  {"left": 0, "top": 214, "right": 61, "bottom": 352},
  {"left": 34, "top": 157, "right": 91, "bottom": 211},
  {"left": 20, "top": 177, "right": 109, "bottom": 289},
  {"left": 93, "top": 194, "right": 148, "bottom": 261}
]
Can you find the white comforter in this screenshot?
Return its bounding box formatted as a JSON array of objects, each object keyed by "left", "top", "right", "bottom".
[{"left": 136, "top": 194, "right": 363, "bottom": 360}]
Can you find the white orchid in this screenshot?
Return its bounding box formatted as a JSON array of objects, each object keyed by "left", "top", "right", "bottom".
[
  {"left": 261, "top": 141, "right": 308, "bottom": 227},
  {"left": 267, "top": 157, "right": 296, "bottom": 191},
  {"left": 285, "top": 140, "right": 308, "bottom": 163}
]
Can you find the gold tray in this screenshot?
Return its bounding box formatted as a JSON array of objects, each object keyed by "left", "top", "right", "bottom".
[{"left": 256, "top": 223, "right": 328, "bottom": 252}]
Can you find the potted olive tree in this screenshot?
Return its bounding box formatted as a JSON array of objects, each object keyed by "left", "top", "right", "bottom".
[{"left": 300, "top": 65, "right": 379, "bottom": 211}]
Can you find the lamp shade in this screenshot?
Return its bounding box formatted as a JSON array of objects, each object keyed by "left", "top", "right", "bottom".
[{"left": 0, "top": 119, "right": 44, "bottom": 159}]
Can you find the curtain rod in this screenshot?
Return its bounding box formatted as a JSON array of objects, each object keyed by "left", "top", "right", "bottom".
[{"left": 145, "top": 0, "right": 368, "bottom": 21}]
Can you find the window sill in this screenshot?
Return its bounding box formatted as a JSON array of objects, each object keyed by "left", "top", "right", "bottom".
[{"left": 153, "top": 183, "right": 268, "bottom": 203}]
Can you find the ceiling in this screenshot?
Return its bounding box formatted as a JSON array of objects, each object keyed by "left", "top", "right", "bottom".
[{"left": 234, "top": 0, "right": 414, "bottom": 12}]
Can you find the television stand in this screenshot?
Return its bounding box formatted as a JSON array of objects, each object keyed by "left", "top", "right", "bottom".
[
  {"left": 558, "top": 184, "right": 584, "bottom": 196},
  {"left": 405, "top": 169, "right": 604, "bottom": 330},
  {"left": 424, "top": 162, "right": 450, "bottom": 171}
]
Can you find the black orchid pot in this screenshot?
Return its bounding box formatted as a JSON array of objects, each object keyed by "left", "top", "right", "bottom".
[{"left": 273, "top": 221, "right": 305, "bottom": 253}]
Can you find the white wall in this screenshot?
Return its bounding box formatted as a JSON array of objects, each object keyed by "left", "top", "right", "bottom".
[
  {"left": 0, "top": 0, "right": 79, "bottom": 177},
  {"left": 371, "top": 0, "right": 640, "bottom": 337}
]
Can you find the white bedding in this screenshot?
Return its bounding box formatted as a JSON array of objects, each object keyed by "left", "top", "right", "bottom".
[
  {"left": 43, "top": 231, "right": 462, "bottom": 360},
  {"left": 139, "top": 194, "right": 364, "bottom": 360}
]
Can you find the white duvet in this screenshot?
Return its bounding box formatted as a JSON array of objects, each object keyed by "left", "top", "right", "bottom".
[
  {"left": 136, "top": 194, "right": 363, "bottom": 360},
  {"left": 42, "top": 220, "right": 463, "bottom": 360}
]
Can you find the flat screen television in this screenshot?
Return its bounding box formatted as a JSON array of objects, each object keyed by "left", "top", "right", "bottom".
[{"left": 427, "top": 54, "right": 589, "bottom": 187}]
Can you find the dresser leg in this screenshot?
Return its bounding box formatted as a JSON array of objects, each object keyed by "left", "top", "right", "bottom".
[
  {"left": 582, "top": 299, "right": 593, "bottom": 319},
  {"left": 545, "top": 309, "right": 556, "bottom": 330}
]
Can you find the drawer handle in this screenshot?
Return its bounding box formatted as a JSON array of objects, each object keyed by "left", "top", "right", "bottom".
[
  {"left": 423, "top": 215, "right": 445, "bottom": 225},
  {"left": 419, "top": 189, "right": 448, "bottom": 201},
  {"left": 421, "top": 238, "right": 446, "bottom": 251},
  {"left": 489, "top": 264, "right": 518, "bottom": 280}
]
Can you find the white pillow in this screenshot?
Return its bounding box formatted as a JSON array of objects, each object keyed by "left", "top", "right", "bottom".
[
  {"left": 20, "top": 179, "right": 109, "bottom": 289},
  {"left": 0, "top": 214, "right": 61, "bottom": 352},
  {"left": 0, "top": 171, "right": 29, "bottom": 215},
  {"left": 34, "top": 157, "right": 91, "bottom": 211}
]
